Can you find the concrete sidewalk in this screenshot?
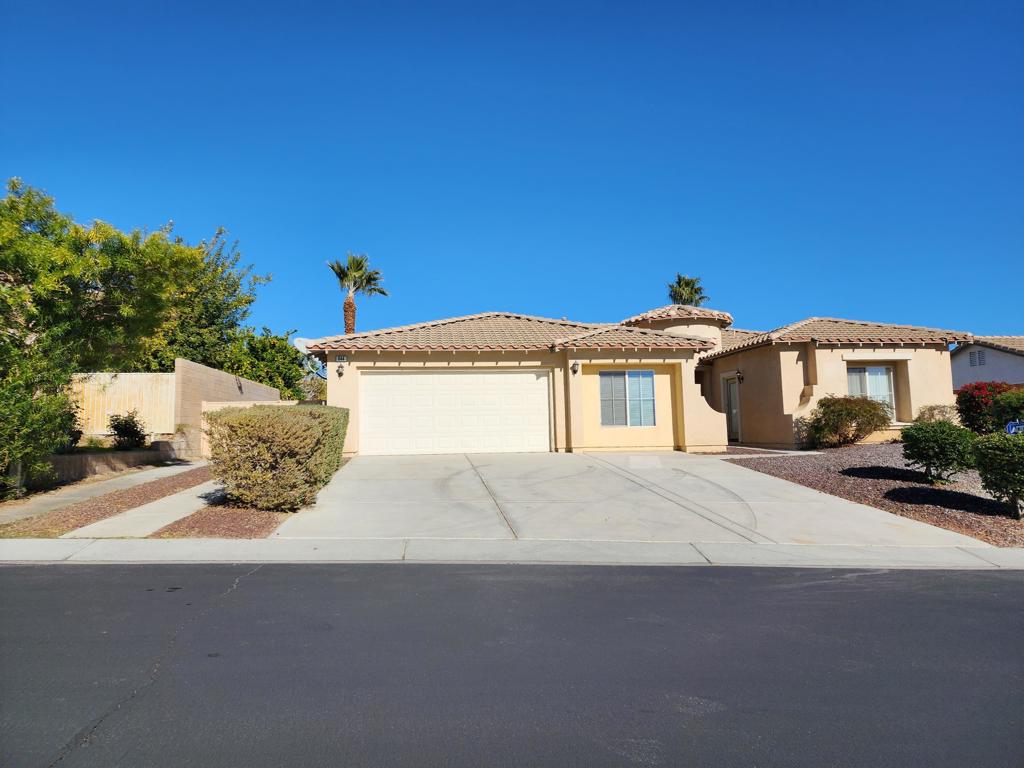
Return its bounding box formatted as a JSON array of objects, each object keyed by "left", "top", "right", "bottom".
[
  {"left": 62, "top": 481, "right": 220, "bottom": 539},
  {"left": 1, "top": 537, "right": 1022, "bottom": 569},
  {"left": 0, "top": 462, "right": 204, "bottom": 525}
]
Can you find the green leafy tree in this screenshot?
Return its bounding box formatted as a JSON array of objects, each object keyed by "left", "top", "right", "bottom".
[
  {"left": 1, "top": 178, "right": 180, "bottom": 369},
  {"left": 130, "top": 231, "right": 268, "bottom": 372},
  {"left": 223, "top": 328, "right": 315, "bottom": 400},
  {"left": 0, "top": 338, "right": 79, "bottom": 496},
  {"left": 327, "top": 253, "right": 388, "bottom": 334},
  {"left": 1, "top": 179, "right": 181, "bottom": 495},
  {"left": 667, "top": 274, "right": 708, "bottom": 306}
]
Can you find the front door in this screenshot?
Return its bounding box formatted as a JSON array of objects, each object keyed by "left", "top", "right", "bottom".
[{"left": 724, "top": 377, "right": 741, "bottom": 442}]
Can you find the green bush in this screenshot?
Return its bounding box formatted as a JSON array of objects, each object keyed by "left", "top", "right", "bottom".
[
  {"left": 806, "top": 396, "right": 892, "bottom": 448},
  {"left": 991, "top": 390, "right": 1024, "bottom": 430},
  {"left": 914, "top": 404, "right": 960, "bottom": 425},
  {"left": 973, "top": 433, "right": 1024, "bottom": 520},
  {"left": 108, "top": 411, "right": 148, "bottom": 450},
  {"left": 205, "top": 404, "right": 348, "bottom": 511},
  {"left": 900, "top": 421, "right": 976, "bottom": 483}
]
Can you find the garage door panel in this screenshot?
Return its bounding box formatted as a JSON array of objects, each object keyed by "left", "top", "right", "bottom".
[{"left": 360, "top": 371, "right": 551, "bottom": 455}]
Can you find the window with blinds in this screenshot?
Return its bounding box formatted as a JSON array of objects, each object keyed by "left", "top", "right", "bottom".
[
  {"left": 847, "top": 365, "right": 895, "bottom": 416},
  {"left": 599, "top": 371, "right": 656, "bottom": 427}
]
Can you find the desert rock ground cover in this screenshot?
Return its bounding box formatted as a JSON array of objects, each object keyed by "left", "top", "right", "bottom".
[{"left": 732, "top": 443, "right": 1023, "bottom": 547}]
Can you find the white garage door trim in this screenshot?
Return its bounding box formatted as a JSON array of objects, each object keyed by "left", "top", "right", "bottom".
[{"left": 359, "top": 369, "right": 553, "bottom": 455}]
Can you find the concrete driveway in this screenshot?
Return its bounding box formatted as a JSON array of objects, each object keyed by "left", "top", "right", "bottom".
[{"left": 273, "top": 452, "right": 983, "bottom": 547}]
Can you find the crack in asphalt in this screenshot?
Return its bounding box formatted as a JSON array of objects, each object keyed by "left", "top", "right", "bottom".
[{"left": 44, "top": 564, "right": 264, "bottom": 767}]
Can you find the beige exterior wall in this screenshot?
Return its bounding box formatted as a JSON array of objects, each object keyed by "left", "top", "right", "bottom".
[
  {"left": 632, "top": 318, "right": 724, "bottom": 347},
  {"left": 173, "top": 358, "right": 280, "bottom": 456},
  {"left": 325, "top": 347, "right": 728, "bottom": 455},
  {"left": 704, "top": 343, "right": 956, "bottom": 448},
  {"left": 71, "top": 373, "right": 176, "bottom": 435},
  {"left": 578, "top": 363, "right": 679, "bottom": 451}
]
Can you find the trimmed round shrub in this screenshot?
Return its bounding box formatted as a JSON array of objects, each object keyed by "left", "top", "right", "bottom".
[
  {"left": 807, "top": 396, "right": 892, "bottom": 448},
  {"left": 108, "top": 410, "right": 147, "bottom": 450},
  {"left": 205, "top": 404, "right": 348, "bottom": 511},
  {"left": 973, "top": 433, "right": 1024, "bottom": 520},
  {"left": 914, "top": 404, "right": 960, "bottom": 425},
  {"left": 991, "top": 389, "right": 1024, "bottom": 430},
  {"left": 900, "top": 421, "right": 976, "bottom": 483},
  {"left": 955, "top": 381, "right": 1016, "bottom": 433}
]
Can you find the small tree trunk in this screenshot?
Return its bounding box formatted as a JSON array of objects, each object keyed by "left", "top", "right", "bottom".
[
  {"left": 1013, "top": 497, "right": 1023, "bottom": 521},
  {"left": 4, "top": 460, "right": 24, "bottom": 498},
  {"left": 343, "top": 295, "right": 356, "bottom": 335}
]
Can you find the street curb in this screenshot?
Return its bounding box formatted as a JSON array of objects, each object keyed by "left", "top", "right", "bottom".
[{"left": 0, "top": 538, "right": 1022, "bottom": 569}]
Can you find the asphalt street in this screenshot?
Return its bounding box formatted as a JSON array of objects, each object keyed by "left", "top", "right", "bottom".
[{"left": 1, "top": 564, "right": 1022, "bottom": 767}]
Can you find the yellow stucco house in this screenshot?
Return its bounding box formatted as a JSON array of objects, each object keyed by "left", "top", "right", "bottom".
[{"left": 307, "top": 306, "right": 970, "bottom": 456}]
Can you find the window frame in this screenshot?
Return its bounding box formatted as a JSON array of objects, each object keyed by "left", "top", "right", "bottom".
[
  {"left": 846, "top": 364, "right": 896, "bottom": 417},
  {"left": 599, "top": 370, "right": 657, "bottom": 428}
]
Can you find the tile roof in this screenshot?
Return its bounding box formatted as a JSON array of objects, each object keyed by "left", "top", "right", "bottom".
[
  {"left": 553, "top": 325, "right": 715, "bottom": 351},
  {"left": 964, "top": 336, "right": 1024, "bottom": 356},
  {"left": 703, "top": 317, "right": 972, "bottom": 361},
  {"left": 720, "top": 328, "right": 763, "bottom": 348},
  {"left": 307, "top": 312, "right": 599, "bottom": 352},
  {"left": 307, "top": 312, "right": 712, "bottom": 353},
  {"left": 621, "top": 304, "right": 734, "bottom": 326}
]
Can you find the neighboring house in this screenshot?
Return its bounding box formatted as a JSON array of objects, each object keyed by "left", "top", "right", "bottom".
[
  {"left": 951, "top": 336, "right": 1024, "bottom": 389},
  {"left": 700, "top": 317, "right": 971, "bottom": 448},
  {"left": 307, "top": 312, "right": 727, "bottom": 456},
  {"left": 307, "top": 307, "right": 971, "bottom": 456}
]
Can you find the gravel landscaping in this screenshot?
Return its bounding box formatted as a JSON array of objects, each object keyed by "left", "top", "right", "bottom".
[
  {"left": 150, "top": 501, "right": 287, "bottom": 539},
  {"left": 732, "top": 443, "right": 1024, "bottom": 547},
  {"left": 0, "top": 467, "right": 212, "bottom": 538}
]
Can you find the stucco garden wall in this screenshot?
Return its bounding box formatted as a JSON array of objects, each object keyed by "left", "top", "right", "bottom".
[{"left": 174, "top": 358, "right": 280, "bottom": 456}]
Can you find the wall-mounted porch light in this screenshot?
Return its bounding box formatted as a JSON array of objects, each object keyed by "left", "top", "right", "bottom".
[{"left": 570, "top": 362, "right": 580, "bottom": 375}]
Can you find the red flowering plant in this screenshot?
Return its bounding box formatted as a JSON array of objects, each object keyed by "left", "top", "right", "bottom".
[{"left": 955, "top": 381, "right": 1018, "bottom": 433}]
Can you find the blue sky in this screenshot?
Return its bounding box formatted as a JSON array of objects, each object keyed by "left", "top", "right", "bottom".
[{"left": 2, "top": 1, "right": 1021, "bottom": 338}]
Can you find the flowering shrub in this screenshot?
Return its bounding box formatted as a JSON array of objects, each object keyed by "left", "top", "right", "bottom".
[{"left": 955, "top": 381, "right": 1016, "bottom": 433}]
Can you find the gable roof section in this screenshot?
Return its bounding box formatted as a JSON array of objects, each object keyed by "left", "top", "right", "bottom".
[
  {"left": 306, "top": 312, "right": 712, "bottom": 353},
  {"left": 554, "top": 325, "right": 715, "bottom": 351},
  {"left": 703, "top": 317, "right": 972, "bottom": 361},
  {"left": 720, "top": 328, "right": 763, "bottom": 348},
  {"left": 307, "top": 312, "right": 601, "bottom": 352},
  {"left": 957, "top": 336, "right": 1024, "bottom": 357},
  {"left": 621, "top": 304, "right": 734, "bottom": 326}
]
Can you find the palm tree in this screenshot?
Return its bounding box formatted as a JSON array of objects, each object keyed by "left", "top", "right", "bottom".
[
  {"left": 327, "top": 253, "right": 388, "bottom": 334},
  {"left": 667, "top": 274, "right": 708, "bottom": 306}
]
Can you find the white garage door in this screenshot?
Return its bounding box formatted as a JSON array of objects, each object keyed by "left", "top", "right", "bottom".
[{"left": 359, "top": 370, "right": 551, "bottom": 455}]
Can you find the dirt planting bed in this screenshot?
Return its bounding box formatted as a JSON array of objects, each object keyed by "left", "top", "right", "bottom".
[
  {"left": 0, "top": 467, "right": 212, "bottom": 538},
  {"left": 151, "top": 502, "right": 287, "bottom": 539},
  {"left": 731, "top": 443, "right": 1023, "bottom": 547}
]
